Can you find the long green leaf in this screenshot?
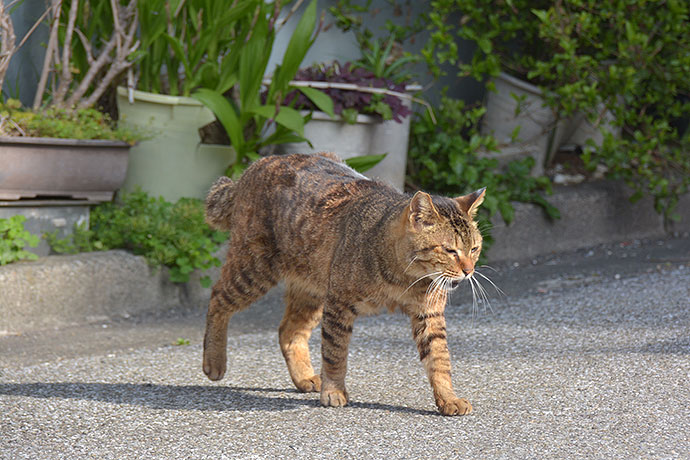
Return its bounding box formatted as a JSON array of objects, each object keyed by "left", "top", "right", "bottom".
[
  {"left": 345, "top": 154, "right": 387, "bottom": 173},
  {"left": 239, "top": 12, "right": 270, "bottom": 113},
  {"left": 192, "top": 89, "right": 244, "bottom": 153},
  {"left": 269, "top": 0, "right": 317, "bottom": 100},
  {"left": 163, "top": 34, "right": 191, "bottom": 89},
  {"left": 297, "top": 87, "right": 335, "bottom": 118},
  {"left": 249, "top": 105, "right": 305, "bottom": 137}
]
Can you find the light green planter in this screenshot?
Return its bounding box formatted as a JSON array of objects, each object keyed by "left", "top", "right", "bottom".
[{"left": 116, "top": 87, "right": 235, "bottom": 202}]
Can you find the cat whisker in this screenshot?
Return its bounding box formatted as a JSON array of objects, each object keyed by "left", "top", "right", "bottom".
[
  {"left": 475, "top": 270, "right": 506, "bottom": 298},
  {"left": 478, "top": 264, "right": 499, "bottom": 273},
  {"left": 471, "top": 275, "right": 494, "bottom": 315},
  {"left": 425, "top": 274, "right": 448, "bottom": 309},
  {"left": 402, "top": 271, "right": 443, "bottom": 297},
  {"left": 468, "top": 275, "right": 479, "bottom": 326},
  {"left": 403, "top": 256, "right": 419, "bottom": 274}
]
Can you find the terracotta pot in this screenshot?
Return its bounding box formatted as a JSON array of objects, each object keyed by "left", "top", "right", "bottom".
[{"left": 0, "top": 136, "right": 130, "bottom": 201}]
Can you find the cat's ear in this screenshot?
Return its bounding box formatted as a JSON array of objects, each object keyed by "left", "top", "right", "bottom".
[
  {"left": 407, "top": 191, "right": 441, "bottom": 230},
  {"left": 455, "top": 187, "right": 486, "bottom": 218}
]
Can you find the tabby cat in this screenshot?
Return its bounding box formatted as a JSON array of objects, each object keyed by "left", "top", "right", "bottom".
[{"left": 203, "top": 153, "right": 486, "bottom": 416}]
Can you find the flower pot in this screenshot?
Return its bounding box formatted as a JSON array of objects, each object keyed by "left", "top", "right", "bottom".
[
  {"left": 0, "top": 136, "right": 130, "bottom": 201},
  {"left": 481, "top": 72, "right": 568, "bottom": 176},
  {"left": 563, "top": 106, "right": 619, "bottom": 151},
  {"left": 116, "top": 87, "right": 236, "bottom": 202},
  {"left": 276, "top": 86, "right": 419, "bottom": 191}
]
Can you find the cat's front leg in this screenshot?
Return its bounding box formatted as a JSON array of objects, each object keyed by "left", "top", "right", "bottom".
[
  {"left": 410, "top": 312, "right": 473, "bottom": 416},
  {"left": 319, "top": 298, "right": 358, "bottom": 407}
]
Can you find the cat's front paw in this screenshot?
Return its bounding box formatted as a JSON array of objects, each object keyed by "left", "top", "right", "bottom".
[
  {"left": 436, "top": 397, "right": 473, "bottom": 416},
  {"left": 320, "top": 388, "right": 349, "bottom": 407},
  {"left": 296, "top": 375, "right": 321, "bottom": 393},
  {"left": 202, "top": 350, "right": 226, "bottom": 381}
]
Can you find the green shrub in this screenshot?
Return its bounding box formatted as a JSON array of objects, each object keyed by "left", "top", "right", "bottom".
[
  {"left": 45, "top": 191, "right": 227, "bottom": 286},
  {"left": 0, "top": 215, "right": 39, "bottom": 265},
  {"left": 422, "top": 0, "right": 690, "bottom": 222},
  {"left": 407, "top": 97, "right": 559, "bottom": 249},
  {"left": 530, "top": 1, "right": 690, "bottom": 221}
]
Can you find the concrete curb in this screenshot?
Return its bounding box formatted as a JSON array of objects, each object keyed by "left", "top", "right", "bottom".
[
  {"left": 0, "top": 250, "right": 214, "bottom": 333},
  {"left": 1, "top": 180, "right": 688, "bottom": 333},
  {"left": 489, "top": 181, "right": 690, "bottom": 262}
]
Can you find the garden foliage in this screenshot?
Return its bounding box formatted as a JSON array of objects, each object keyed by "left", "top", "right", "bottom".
[{"left": 45, "top": 191, "right": 227, "bottom": 287}]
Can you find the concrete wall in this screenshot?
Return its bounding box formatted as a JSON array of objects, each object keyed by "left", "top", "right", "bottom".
[{"left": 3, "top": 0, "right": 48, "bottom": 105}]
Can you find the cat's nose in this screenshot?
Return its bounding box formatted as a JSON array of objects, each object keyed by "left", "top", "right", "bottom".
[{"left": 460, "top": 259, "right": 474, "bottom": 276}]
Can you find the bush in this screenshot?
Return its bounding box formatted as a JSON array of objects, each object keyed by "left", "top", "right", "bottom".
[
  {"left": 45, "top": 191, "right": 227, "bottom": 286},
  {"left": 422, "top": 0, "right": 690, "bottom": 222},
  {"left": 0, "top": 215, "right": 39, "bottom": 265},
  {"left": 531, "top": 1, "right": 690, "bottom": 221},
  {"left": 407, "top": 97, "right": 559, "bottom": 248}
]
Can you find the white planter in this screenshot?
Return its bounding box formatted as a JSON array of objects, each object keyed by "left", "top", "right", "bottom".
[
  {"left": 116, "top": 87, "right": 235, "bottom": 202},
  {"left": 481, "top": 72, "right": 567, "bottom": 176},
  {"left": 276, "top": 86, "right": 419, "bottom": 191},
  {"left": 563, "top": 106, "right": 619, "bottom": 151}
]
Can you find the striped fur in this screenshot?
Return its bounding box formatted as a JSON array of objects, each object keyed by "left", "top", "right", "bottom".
[{"left": 202, "top": 153, "right": 485, "bottom": 416}]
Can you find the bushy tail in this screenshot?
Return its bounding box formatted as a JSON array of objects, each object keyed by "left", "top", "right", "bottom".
[{"left": 205, "top": 176, "right": 235, "bottom": 231}]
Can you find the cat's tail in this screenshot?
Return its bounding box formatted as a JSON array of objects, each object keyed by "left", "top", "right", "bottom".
[{"left": 205, "top": 176, "right": 235, "bottom": 231}]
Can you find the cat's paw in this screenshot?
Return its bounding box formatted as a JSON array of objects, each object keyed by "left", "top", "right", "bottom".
[
  {"left": 202, "top": 353, "right": 226, "bottom": 381},
  {"left": 436, "top": 397, "right": 473, "bottom": 416},
  {"left": 320, "top": 388, "right": 349, "bottom": 407},
  {"left": 296, "top": 375, "right": 321, "bottom": 393}
]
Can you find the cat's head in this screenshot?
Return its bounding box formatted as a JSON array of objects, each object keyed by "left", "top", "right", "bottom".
[{"left": 402, "top": 188, "right": 486, "bottom": 289}]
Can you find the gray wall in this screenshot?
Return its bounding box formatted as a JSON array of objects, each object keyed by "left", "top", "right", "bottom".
[
  {"left": 3, "top": 0, "right": 48, "bottom": 106},
  {"left": 266, "top": 0, "right": 483, "bottom": 108},
  {"left": 3, "top": 0, "right": 481, "bottom": 108}
]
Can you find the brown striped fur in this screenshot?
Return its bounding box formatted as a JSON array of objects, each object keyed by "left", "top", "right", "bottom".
[{"left": 203, "top": 153, "right": 485, "bottom": 416}]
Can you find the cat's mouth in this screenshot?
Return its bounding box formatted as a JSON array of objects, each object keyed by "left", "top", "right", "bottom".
[{"left": 447, "top": 278, "right": 463, "bottom": 291}]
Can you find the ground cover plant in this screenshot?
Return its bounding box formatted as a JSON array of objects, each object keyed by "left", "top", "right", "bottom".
[{"left": 45, "top": 191, "right": 227, "bottom": 286}]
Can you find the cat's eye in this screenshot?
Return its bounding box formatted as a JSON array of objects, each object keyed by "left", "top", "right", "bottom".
[
  {"left": 471, "top": 246, "right": 479, "bottom": 254},
  {"left": 443, "top": 247, "right": 457, "bottom": 255}
]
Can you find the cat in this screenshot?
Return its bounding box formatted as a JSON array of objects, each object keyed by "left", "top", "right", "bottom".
[{"left": 202, "top": 152, "right": 486, "bottom": 416}]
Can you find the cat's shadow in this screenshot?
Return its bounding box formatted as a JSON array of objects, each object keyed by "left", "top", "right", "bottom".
[{"left": 0, "top": 382, "right": 438, "bottom": 416}]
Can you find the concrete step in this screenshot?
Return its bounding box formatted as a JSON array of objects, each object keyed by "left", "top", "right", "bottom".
[{"left": 1, "top": 180, "right": 688, "bottom": 334}]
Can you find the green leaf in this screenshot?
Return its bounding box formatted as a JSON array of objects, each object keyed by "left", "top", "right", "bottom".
[
  {"left": 249, "top": 105, "right": 305, "bottom": 137},
  {"left": 297, "top": 87, "right": 335, "bottom": 118},
  {"left": 239, "top": 14, "right": 271, "bottom": 112},
  {"left": 345, "top": 154, "right": 387, "bottom": 173},
  {"left": 270, "top": 0, "right": 318, "bottom": 98},
  {"left": 342, "top": 108, "right": 359, "bottom": 124},
  {"left": 163, "top": 34, "right": 191, "bottom": 84},
  {"left": 192, "top": 89, "right": 244, "bottom": 153}
]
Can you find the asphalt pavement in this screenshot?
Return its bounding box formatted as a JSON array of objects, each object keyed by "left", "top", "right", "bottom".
[{"left": 1, "top": 236, "right": 689, "bottom": 459}]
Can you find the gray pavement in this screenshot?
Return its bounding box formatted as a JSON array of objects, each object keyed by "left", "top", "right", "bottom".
[{"left": 1, "top": 237, "right": 689, "bottom": 459}]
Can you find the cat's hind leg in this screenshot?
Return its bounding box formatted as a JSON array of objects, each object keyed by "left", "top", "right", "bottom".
[
  {"left": 279, "top": 282, "right": 324, "bottom": 392},
  {"left": 203, "top": 249, "right": 279, "bottom": 381}
]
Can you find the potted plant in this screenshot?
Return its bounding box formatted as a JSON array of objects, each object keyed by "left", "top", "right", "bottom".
[
  {"left": 529, "top": 1, "right": 690, "bottom": 221},
  {"left": 114, "top": 0, "right": 256, "bottom": 201},
  {"left": 118, "top": 0, "right": 327, "bottom": 199},
  {"left": 270, "top": 33, "right": 424, "bottom": 190},
  {"left": 422, "top": 0, "right": 585, "bottom": 175},
  {"left": 190, "top": 0, "right": 333, "bottom": 178},
  {"left": 0, "top": 0, "right": 139, "bottom": 202}
]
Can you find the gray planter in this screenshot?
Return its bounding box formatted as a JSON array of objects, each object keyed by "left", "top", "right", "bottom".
[
  {"left": 481, "top": 72, "right": 567, "bottom": 176},
  {"left": 0, "top": 136, "right": 130, "bottom": 201}
]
